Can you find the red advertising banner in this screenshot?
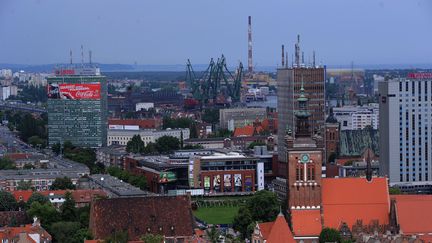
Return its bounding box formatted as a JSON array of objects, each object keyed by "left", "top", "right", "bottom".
[
  {"left": 48, "top": 83, "right": 101, "bottom": 100},
  {"left": 407, "top": 73, "right": 432, "bottom": 79}
]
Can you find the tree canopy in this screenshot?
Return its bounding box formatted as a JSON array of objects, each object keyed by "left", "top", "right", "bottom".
[
  {"left": 319, "top": 228, "right": 342, "bottom": 243},
  {"left": 0, "top": 191, "right": 18, "bottom": 211},
  {"left": 27, "top": 192, "right": 50, "bottom": 208},
  {"left": 155, "top": 136, "right": 180, "bottom": 153},
  {"left": 233, "top": 190, "right": 280, "bottom": 239},
  {"left": 126, "top": 135, "right": 145, "bottom": 154},
  {"left": 50, "top": 177, "right": 76, "bottom": 190}
]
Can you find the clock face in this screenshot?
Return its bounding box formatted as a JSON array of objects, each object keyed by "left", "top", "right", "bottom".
[{"left": 300, "top": 154, "right": 310, "bottom": 163}]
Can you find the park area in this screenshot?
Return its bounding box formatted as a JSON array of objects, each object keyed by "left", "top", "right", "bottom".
[{"left": 193, "top": 205, "right": 240, "bottom": 225}]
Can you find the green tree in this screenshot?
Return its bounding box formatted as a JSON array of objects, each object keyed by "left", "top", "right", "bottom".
[
  {"left": 233, "top": 190, "right": 280, "bottom": 240},
  {"left": 142, "top": 142, "right": 157, "bottom": 155},
  {"left": 246, "top": 190, "right": 279, "bottom": 222},
  {"left": 26, "top": 193, "right": 50, "bottom": 208},
  {"left": 202, "top": 108, "right": 220, "bottom": 124},
  {"left": 389, "top": 187, "right": 402, "bottom": 195},
  {"left": 126, "top": 135, "right": 145, "bottom": 153},
  {"left": 17, "top": 180, "right": 32, "bottom": 190},
  {"left": 23, "top": 163, "right": 35, "bottom": 169},
  {"left": 49, "top": 221, "right": 84, "bottom": 243},
  {"left": 28, "top": 135, "right": 46, "bottom": 148},
  {"left": 0, "top": 157, "right": 16, "bottom": 170},
  {"left": 140, "top": 233, "right": 164, "bottom": 243},
  {"left": 50, "top": 177, "right": 76, "bottom": 190},
  {"left": 233, "top": 207, "right": 254, "bottom": 240},
  {"left": 52, "top": 142, "right": 61, "bottom": 155},
  {"left": 155, "top": 136, "right": 180, "bottom": 153},
  {"left": 206, "top": 226, "right": 221, "bottom": 243},
  {"left": 319, "top": 228, "right": 341, "bottom": 243},
  {"left": 0, "top": 191, "right": 18, "bottom": 211},
  {"left": 60, "top": 192, "right": 77, "bottom": 222},
  {"left": 27, "top": 202, "right": 60, "bottom": 228}
]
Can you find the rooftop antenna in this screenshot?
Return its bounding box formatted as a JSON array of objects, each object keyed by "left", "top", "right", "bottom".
[
  {"left": 295, "top": 34, "right": 300, "bottom": 67},
  {"left": 281, "top": 45, "right": 285, "bottom": 67},
  {"left": 89, "top": 50, "right": 92, "bottom": 64},
  {"left": 69, "top": 49, "right": 73, "bottom": 64},
  {"left": 81, "top": 45, "right": 84, "bottom": 66},
  {"left": 248, "top": 16, "right": 253, "bottom": 74},
  {"left": 313, "top": 50, "right": 316, "bottom": 67}
]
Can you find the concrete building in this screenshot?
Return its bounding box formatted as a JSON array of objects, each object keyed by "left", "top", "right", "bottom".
[
  {"left": 107, "top": 128, "right": 189, "bottom": 146},
  {"left": 96, "top": 145, "right": 128, "bottom": 168},
  {"left": 47, "top": 66, "right": 107, "bottom": 147},
  {"left": 333, "top": 104, "right": 379, "bottom": 130},
  {"left": 277, "top": 63, "right": 325, "bottom": 163},
  {"left": 0, "top": 86, "right": 11, "bottom": 101},
  {"left": 379, "top": 74, "right": 432, "bottom": 188},
  {"left": 219, "top": 107, "right": 267, "bottom": 131},
  {"left": 88, "top": 174, "right": 153, "bottom": 198}
]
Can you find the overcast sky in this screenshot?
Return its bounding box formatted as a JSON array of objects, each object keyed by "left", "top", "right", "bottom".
[{"left": 1, "top": 0, "right": 431, "bottom": 67}]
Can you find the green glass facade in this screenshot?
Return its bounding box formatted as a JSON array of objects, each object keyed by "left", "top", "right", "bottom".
[{"left": 47, "top": 75, "right": 107, "bottom": 148}]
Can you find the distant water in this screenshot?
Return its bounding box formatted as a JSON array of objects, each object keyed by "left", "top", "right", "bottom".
[{"left": 246, "top": 95, "right": 277, "bottom": 109}]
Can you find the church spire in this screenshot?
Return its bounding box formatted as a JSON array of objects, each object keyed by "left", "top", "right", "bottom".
[{"left": 295, "top": 76, "right": 310, "bottom": 137}]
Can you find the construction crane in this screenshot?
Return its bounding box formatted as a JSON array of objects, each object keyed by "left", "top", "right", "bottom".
[{"left": 185, "top": 55, "right": 243, "bottom": 106}]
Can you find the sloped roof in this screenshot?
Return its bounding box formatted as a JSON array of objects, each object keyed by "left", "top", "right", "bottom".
[
  {"left": 234, "top": 125, "right": 255, "bottom": 137},
  {"left": 258, "top": 214, "right": 295, "bottom": 243},
  {"left": 322, "top": 177, "right": 389, "bottom": 229},
  {"left": 339, "top": 129, "right": 379, "bottom": 157},
  {"left": 13, "top": 190, "right": 107, "bottom": 204},
  {"left": 291, "top": 209, "right": 322, "bottom": 237},
  {"left": 391, "top": 195, "right": 432, "bottom": 236},
  {"left": 89, "top": 196, "right": 195, "bottom": 240}
]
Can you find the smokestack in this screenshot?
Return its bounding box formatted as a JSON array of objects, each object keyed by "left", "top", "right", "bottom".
[
  {"left": 69, "top": 49, "right": 73, "bottom": 64},
  {"left": 285, "top": 52, "right": 288, "bottom": 68},
  {"left": 281, "top": 45, "right": 285, "bottom": 67},
  {"left": 248, "top": 16, "right": 253, "bottom": 74},
  {"left": 89, "top": 50, "right": 92, "bottom": 64},
  {"left": 81, "top": 45, "right": 84, "bottom": 66},
  {"left": 313, "top": 50, "right": 316, "bottom": 67},
  {"left": 295, "top": 34, "right": 300, "bottom": 67}
]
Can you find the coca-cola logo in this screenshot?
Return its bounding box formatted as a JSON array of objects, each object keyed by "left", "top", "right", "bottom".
[{"left": 76, "top": 90, "right": 97, "bottom": 98}]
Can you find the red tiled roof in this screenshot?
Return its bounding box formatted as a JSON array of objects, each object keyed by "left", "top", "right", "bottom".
[
  {"left": 234, "top": 125, "right": 255, "bottom": 137},
  {"left": 257, "top": 214, "right": 295, "bottom": 243},
  {"left": 13, "top": 190, "right": 107, "bottom": 204},
  {"left": 265, "top": 214, "right": 296, "bottom": 243},
  {"left": 291, "top": 209, "right": 322, "bottom": 237},
  {"left": 89, "top": 196, "right": 195, "bottom": 241},
  {"left": 391, "top": 195, "right": 432, "bottom": 236},
  {"left": 11, "top": 190, "right": 33, "bottom": 202},
  {"left": 257, "top": 222, "right": 274, "bottom": 239},
  {"left": 322, "top": 177, "right": 389, "bottom": 230}
]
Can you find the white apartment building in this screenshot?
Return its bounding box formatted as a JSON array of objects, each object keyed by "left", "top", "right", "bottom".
[
  {"left": 108, "top": 128, "right": 190, "bottom": 146},
  {"left": 333, "top": 104, "right": 379, "bottom": 130},
  {"left": 379, "top": 75, "right": 432, "bottom": 187}
]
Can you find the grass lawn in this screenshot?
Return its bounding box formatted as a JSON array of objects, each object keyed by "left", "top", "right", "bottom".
[{"left": 193, "top": 206, "right": 240, "bottom": 225}]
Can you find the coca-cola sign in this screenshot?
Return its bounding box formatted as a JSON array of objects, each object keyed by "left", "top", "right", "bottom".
[{"left": 48, "top": 83, "right": 101, "bottom": 100}]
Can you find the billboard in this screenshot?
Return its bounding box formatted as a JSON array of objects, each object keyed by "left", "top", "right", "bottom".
[
  {"left": 204, "top": 176, "right": 210, "bottom": 190},
  {"left": 159, "top": 172, "right": 176, "bottom": 183},
  {"left": 407, "top": 73, "right": 432, "bottom": 79},
  {"left": 245, "top": 175, "right": 253, "bottom": 192},
  {"left": 213, "top": 175, "right": 221, "bottom": 192},
  {"left": 224, "top": 174, "right": 232, "bottom": 192},
  {"left": 48, "top": 83, "right": 101, "bottom": 100},
  {"left": 257, "top": 162, "right": 264, "bottom": 191},
  {"left": 234, "top": 174, "right": 242, "bottom": 192}
]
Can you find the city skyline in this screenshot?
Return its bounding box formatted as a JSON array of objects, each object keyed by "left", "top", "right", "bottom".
[{"left": 1, "top": 0, "right": 432, "bottom": 67}]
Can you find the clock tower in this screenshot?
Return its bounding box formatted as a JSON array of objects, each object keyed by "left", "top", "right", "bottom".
[{"left": 286, "top": 79, "right": 324, "bottom": 210}]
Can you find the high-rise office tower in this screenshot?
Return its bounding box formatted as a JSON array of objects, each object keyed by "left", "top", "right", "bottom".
[
  {"left": 48, "top": 66, "right": 107, "bottom": 148},
  {"left": 379, "top": 73, "right": 432, "bottom": 188},
  {"left": 277, "top": 35, "right": 326, "bottom": 163}
]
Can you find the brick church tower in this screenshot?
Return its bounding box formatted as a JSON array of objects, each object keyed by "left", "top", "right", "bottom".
[{"left": 285, "top": 80, "right": 324, "bottom": 240}]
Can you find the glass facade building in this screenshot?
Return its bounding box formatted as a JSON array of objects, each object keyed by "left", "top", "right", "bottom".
[{"left": 48, "top": 72, "right": 107, "bottom": 148}]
